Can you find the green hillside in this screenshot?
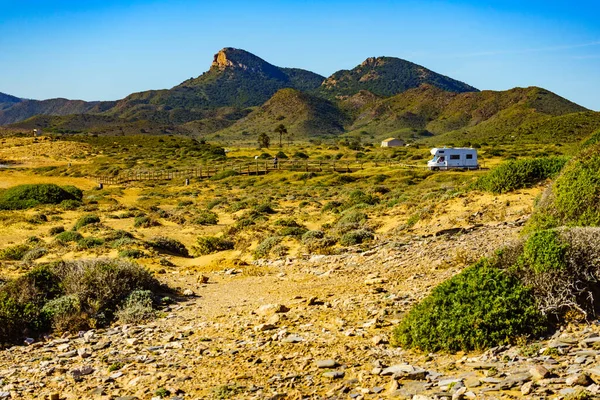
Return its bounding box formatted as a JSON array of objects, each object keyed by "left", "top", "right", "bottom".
[
  {"left": 318, "top": 57, "right": 478, "bottom": 99},
  {"left": 9, "top": 114, "right": 185, "bottom": 136},
  {"left": 0, "top": 98, "right": 115, "bottom": 126},
  {"left": 344, "top": 85, "right": 590, "bottom": 144},
  {"left": 215, "top": 88, "right": 350, "bottom": 140}
]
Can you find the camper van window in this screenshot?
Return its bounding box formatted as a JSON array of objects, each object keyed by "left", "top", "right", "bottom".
[
  {"left": 450, "top": 155, "right": 460, "bottom": 160},
  {"left": 466, "top": 154, "right": 473, "bottom": 159},
  {"left": 438, "top": 150, "right": 445, "bottom": 154}
]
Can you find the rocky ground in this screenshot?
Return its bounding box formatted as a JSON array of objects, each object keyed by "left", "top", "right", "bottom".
[{"left": 1, "top": 222, "right": 599, "bottom": 399}]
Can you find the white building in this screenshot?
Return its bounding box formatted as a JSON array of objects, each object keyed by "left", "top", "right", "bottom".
[
  {"left": 380, "top": 138, "right": 405, "bottom": 147},
  {"left": 33, "top": 128, "right": 42, "bottom": 137},
  {"left": 427, "top": 147, "right": 478, "bottom": 170}
]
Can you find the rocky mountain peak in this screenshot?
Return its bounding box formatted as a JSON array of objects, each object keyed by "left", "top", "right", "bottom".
[{"left": 210, "top": 47, "right": 271, "bottom": 73}]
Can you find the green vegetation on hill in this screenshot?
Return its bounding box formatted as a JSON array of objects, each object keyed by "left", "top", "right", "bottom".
[
  {"left": 395, "top": 135, "right": 600, "bottom": 353},
  {"left": 0, "top": 184, "right": 83, "bottom": 210},
  {"left": 318, "top": 56, "right": 477, "bottom": 99},
  {"left": 218, "top": 88, "right": 350, "bottom": 139},
  {"left": 527, "top": 142, "right": 600, "bottom": 231},
  {"left": 346, "top": 85, "right": 591, "bottom": 144},
  {"left": 474, "top": 156, "right": 568, "bottom": 194}
]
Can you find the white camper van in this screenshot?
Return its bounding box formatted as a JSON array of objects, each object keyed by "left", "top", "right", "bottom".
[{"left": 427, "top": 147, "right": 478, "bottom": 170}]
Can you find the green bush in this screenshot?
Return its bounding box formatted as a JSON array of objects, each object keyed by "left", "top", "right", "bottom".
[
  {"left": 49, "top": 226, "right": 65, "bottom": 236},
  {"left": 302, "top": 230, "right": 325, "bottom": 243},
  {"left": 518, "top": 230, "right": 568, "bottom": 274},
  {"left": 191, "top": 210, "right": 219, "bottom": 225},
  {"left": 393, "top": 259, "right": 547, "bottom": 352},
  {"left": 474, "top": 156, "right": 568, "bottom": 194},
  {"left": 0, "top": 184, "right": 83, "bottom": 210},
  {"left": 193, "top": 236, "right": 234, "bottom": 256},
  {"left": 347, "top": 190, "right": 379, "bottom": 206},
  {"left": 74, "top": 214, "right": 100, "bottom": 230},
  {"left": 0, "top": 244, "right": 31, "bottom": 261},
  {"left": 22, "top": 247, "right": 48, "bottom": 262},
  {"left": 118, "top": 249, "right": 146, "bottom": 259},
  {"left": 526, "top": 145, "right": 600, "bottom": 231},
  {"left": 147, "top": 237, "right": 189, "bottom": 257},
  {"left": 0, "top": 265, "right": 61, "bottom": 344},
  {"left": 134, "top": 216, "right": 160, "bottom": 228},
  {"left": 279, "top": 226, "right": 308, "bottom": 237},
  {"left": 339, "top": 229, "right": 374, "bottom": 246},
  {"left": 77, "top": 237, "right": 105, "bottom": 249},
  {"left": 293, "top": 151, "right": 309, "bottom": 159},
  {"left": 116, "top": 290, "right": 156, "bottom": 324},
  {"left": 54, "top": 231, "right": 83, "bottom": 244},
  {"left": 253, "top": 236, "right": 281, "bottom": 259},
  {"left": 254, "top": 203, "right": 276, "bottom": 214},
  {"left": 60, "top": 199, "right": 82, "bottom": 210}
]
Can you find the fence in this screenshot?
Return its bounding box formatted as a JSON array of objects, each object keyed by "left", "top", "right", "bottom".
[{"left": 94, "top": 159, "right": 431, "bottom": 185}]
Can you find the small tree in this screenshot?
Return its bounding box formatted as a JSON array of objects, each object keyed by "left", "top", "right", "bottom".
[
  {"left": 258, "top": 133, "right": 270, "bottom": 149},
  {"left": 274, "top": 124, "right": 287, "bottom": 148}
]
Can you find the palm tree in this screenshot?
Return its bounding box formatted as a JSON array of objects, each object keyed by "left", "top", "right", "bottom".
[{"left": 274, "top": 124, "right": 287, "bottom": 148}]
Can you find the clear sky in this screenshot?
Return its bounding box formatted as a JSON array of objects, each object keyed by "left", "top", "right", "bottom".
[{"left": 1, "top": 0, "right": 599, "bottom": 110}]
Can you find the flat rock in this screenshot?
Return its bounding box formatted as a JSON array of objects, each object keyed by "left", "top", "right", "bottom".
[
  {"left": 315, "top": 359, "right": 338, "bottom": 368},
  {"left": 322, "top": 370, "right": 345, "bottom": 379},
  {"left": 529, "top": 365, "right": 550, "bottom": 380}
]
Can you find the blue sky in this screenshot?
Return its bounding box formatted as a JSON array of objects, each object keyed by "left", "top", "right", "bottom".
[{"left": 1, "top": 0, "right": 599, "bottom": 110}]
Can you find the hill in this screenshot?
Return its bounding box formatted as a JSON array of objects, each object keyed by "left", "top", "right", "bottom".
[
  {"left": 0, "top": 98, "right": 115, "bottom": 126},
  {"left": 344, "top": 85, "right": 591, "bottom": 143},
  {"left": 9, "top": 114, "right": 185, "bottom": 136},
  {"left": 318, "top": 57, "right": 478, "bottom": 99},
  {"left": 215, "top": 88, "right": 350, "bottom": 140},
  {"left": 0, "top": 92, "right": 22, "bottom": 111}
]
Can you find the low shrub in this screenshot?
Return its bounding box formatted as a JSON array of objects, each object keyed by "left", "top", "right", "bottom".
[
  {"left": 115, "top": 290, "right": 156, "bottom": 324},
  {"left": 302, "top": 230, "right": 325, "bottom": 243},
  {"left": 393, "top": 259, "right": 547, "bottom": 352},
  {"left": 279, "top": 226, "right": 308, "bottom": 237},
  {"left": 191, "top": 210, "right": 219, "bottom": 225},
  {"left": 54, "top": 231, "right": 83, "bottom": 244},
  {"left": 134, "top": 216, "right": 160, "bottom": 228},
  {"left": 22, "top": 247, "right": 48, "bottom": 262},
  {"left": 147, "top": 237, "right": 189, "bottom": 257},
  {"left": 339, "top": 229, "right": 374, "bottom": 246},
  {"left": 347, "top": 190, "right": 379, "bottom": 206},
  {"left": 254, "top": 203, "right": 276, "bottom": 214},
  {"left": 253, "top": 236, "right": 281, "bottom": 259},
  {"left": 193, "top": 236, "right": 234, "bottom": 256},
  {"left": 0, "top": 184, "right": 83, "bottom": 210},
  {"left": 474, "top": 156, "right": 568, "bottom": 194},
  {"left": 512, "top": 228, "right": 600, "bottom": 320},
  {"left": 118, "top": 249, "right": 146, "bottom": 259},
  {"left": 49, "top": 226, "right": 65, "bottom": 236},
  {"left": 0, "top": 244, "right": 31, "bottom": 261},
  {"left": 526, "top": 145, "right": 600, "bottom": 231},
  {"left": 60, "top": 199, "right": 82, "bottom": 210},
  {"left": 77, "top": 237, "right": 105, "bottom": 249},
  {"left": 74, "top": 214, "right": 100, "bottom": 230}
]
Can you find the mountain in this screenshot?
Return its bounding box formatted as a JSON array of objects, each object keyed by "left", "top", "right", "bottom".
[
  {"left": 215, "top": 88, "right": 350, "bottom": 139},
  {"left": 0, "top": 98, "right": 115, "bottom": 126},
  {"left": 344, "top": 85, "right": 594, "bottom": 144},
  {"left": 0, "top": 92, "right": 22, "bottom": 111},
  {"left": 110, "top": 48, "right": 326, "bottom": 119},
  {"left": 318, "top": 57, "right": 478, "bottom": 99}
]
